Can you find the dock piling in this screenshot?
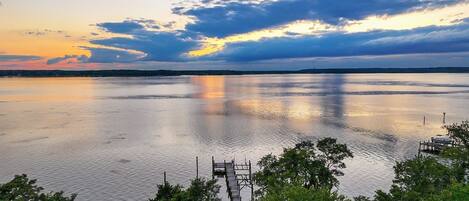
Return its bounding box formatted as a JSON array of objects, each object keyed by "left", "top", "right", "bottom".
[{"left": 196, "top": 156, "right": 199, "bottom": 179}]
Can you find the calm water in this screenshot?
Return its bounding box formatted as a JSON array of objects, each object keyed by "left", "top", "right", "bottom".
[{"left": 1, "top": 74, "right": 469, "bottom": 200}]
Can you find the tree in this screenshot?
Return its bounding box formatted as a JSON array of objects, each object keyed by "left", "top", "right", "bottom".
[
  {"left": 149, "top": 181, "right": 183, "bottom": 201},
  {"left": 445, "top": 120, "right": 469, "bottom": 148},
  {"left": 0, "top": 174, "right": 76, "bottom": 201},
  {"left": 353, "top": 195, "right": 371, "bottom": 201},
  {"left": 254, "top": 138, "right": 353, "bottom": 198},
  {"left": 442, "top": 121, "right": 469, "bottom": 182},
  {"left": 150, "top": 178, "right": 220, "bottom": 201},
  {"left": 426, "top": 183, "right": 469, "bottom": 201},
  {"left": 374, "top": 157, "right": 456, "bottom": 201},
  {"left": 261, "top": 185, "right": 349, "bottom": 201}
]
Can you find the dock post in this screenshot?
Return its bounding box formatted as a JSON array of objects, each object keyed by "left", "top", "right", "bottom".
[
  {"left": 423, "top": 116, "right": 426, "bottom": 125},
  {"left": 418, "top": 142, "right": 421, "bottom": 157},
  {"left": 212, "top": 156, "right": 215, "bottom": 180},
  {"left": 443, "top": 112, "right": 446, "bottom": 124},
  {"left": 164, "top": 171, "right": 167, "bottom": 184},
  {"left": 196, "top": 156, "right": 199, "bottom": 179},
  {"left": 249, "top": 160, "right": 253, "bottom": 201}
]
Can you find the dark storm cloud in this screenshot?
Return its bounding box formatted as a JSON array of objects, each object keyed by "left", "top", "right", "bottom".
[{"left": 180, "top": 0, "right": 462, "bottom": 37}]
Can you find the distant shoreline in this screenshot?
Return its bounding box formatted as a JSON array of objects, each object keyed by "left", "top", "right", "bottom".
[{"left": 1, "top": 67, "right": 469, "bottom": 77}]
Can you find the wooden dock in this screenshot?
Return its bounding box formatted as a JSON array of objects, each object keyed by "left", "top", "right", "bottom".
[
  {"left": 212, "top": 157, "right": 253, "bottom": 201},
  {"left": 419, "top": 138, "right": 460, "bottom": 154}
]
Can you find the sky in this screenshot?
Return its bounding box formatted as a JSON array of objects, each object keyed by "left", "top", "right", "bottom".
[{"left": 1, "top": 0, "right": 469, "bottom": 70}]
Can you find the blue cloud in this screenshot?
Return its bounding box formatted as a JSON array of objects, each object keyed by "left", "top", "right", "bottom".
[
  {"left": 97, "top": 20, "right": 144, "bottom": 34},
  {"left": 85, "top": 1, "right": 468, "bottom": 66},
  {"left": 86, "top": 48, "right": 142, "bottom": 63},
  {"left": 181, "top": 0, "right": 462, "bottom": 37},
  {"left": 0, "top": 55, "right": 42, "bottom": 62},
  {"left": 91, "top": 21, "right": 197, "bottom": 62},
  {"left": 211, "top": 23, "right": 469, "bottom": 61},
  {"left": 90, "top": 34, "right": 196, "bottom": 62}
]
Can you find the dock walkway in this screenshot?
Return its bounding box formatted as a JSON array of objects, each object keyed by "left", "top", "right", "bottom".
[{"left": 212, "top": 158, "right": 253, "bottom": 201}]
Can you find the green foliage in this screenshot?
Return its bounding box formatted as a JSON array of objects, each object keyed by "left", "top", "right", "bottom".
[
  {"left": 254, "top": 138, "right": 353, "bottom": 199},
  {"left": 353, "top": 196, "right": 371, "bottom": 201},
  {"left": 373, "top": 157, "right": 456, "bottom": 201},
  {"left": 442, "top": 121, "right": 469, "bottom": 182},
  {"left": 149, "top": 181, "right": 183, "bottom": 201},
  {"left": 0, "top": 174, "right": 76, "bottom": 201},
  {"left": 445, "top": 120, "right": 469, "bottom": 148},
  {"left": 260, "top": 185, "right": 349, "bottom": 201},
  {"left": 426, "top": 183, "right": 469, "bottom": 201},
  {"left": 150, "top": 178, "right": 220, "bottom": 201},
  {"left": 393, "top": 157, "right": 454, "bottom": 194}
]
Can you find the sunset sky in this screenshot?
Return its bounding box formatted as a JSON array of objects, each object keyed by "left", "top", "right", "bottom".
[{"left": 1, "top": 0, "right": 469, "bottom": 70}]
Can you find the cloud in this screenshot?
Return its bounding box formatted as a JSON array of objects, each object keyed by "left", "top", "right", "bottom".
[
  {"left": 96, "top": 19, "right": 163, "bottom": 34},
  {"left": 97, "top": 20, "right": 144, "bottom": 34},
  {"left": 79, "top": 1, "right": 469, "bottom": 67},
  {"left": 0, "top": 55, "right": 42, "bottom": 62},
  {"left": 210, "top": 23, "right": 469, "bottom": 61},
  {"left": 24, "top": 29, "right": 70, "bottom": 38},
  {"left": 47, "top": 55, "right": 88, "bottom": 65},
  {"left": 91, "top": 21, "right": 198, "bottom": 62},
  {"left": 25, "top": 31, "right": 46, "bottom": 36},
  {"left": 85, "top": 48, "right": 143, "bottom": 63},
  {"left": 180, "top": 0, "right": 462, "bottom": 37}
]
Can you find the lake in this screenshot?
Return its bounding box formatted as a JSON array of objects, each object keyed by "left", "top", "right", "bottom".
[{"left": 1, "top": 73, "right": 469, "bottom": 200}]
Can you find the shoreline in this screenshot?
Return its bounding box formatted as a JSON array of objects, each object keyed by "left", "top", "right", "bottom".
[{"left": 1, "top": 67, "right": 469, "bottom": 77}]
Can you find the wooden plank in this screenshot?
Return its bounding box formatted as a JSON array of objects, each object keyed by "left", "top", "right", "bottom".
[{"left": 213, "top": 160, "right": 247, "bottom": 201}]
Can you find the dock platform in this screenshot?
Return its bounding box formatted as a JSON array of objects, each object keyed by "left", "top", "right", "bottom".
[
  {"left": 212, "top": 157, "right": 253, "bottom": 201},
  {"left": 419, "top": 138, "right": 460, "bottom": 154}
]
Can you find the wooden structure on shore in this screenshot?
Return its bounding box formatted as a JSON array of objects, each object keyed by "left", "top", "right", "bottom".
[
  {"left": 419, "top": 135, "right": 460, "bottom": 154},
  {"left": 212, "top": 157, "right": 254, "bottom": 201}
]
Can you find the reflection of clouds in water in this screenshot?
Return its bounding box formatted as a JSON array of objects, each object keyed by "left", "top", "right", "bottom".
[
  {"left": 11, "top": 136, "right": 49, "bottom": 144},
  {"left": 320, "top": 74, "right": 345, "bottom": 119},
  {"left": 104, "top": 77, "right": 190, "bottom": 86},
  {"left": 107, "top": 94, "right": 192, "bottom": 99},
  {"left": 256, "top": 80, "right": 469, "bottom": 89},
  {"left": 349, "top": 80, "right": 469, "bottom": 88},
  {"left": 321, "top": 118, "right": 398, "bottom": 143},
  {"left": 117, "top": 159, "right": 131, "bottom": 164},
  {"left": 2, "top": 74, "right": 469, "bottom": 200},
  {"left": 191, "top": 76, "right": 226, "bottom": 99},
  {"left": 269, "top": 90, "right": 469, "bottom": 96},
  {"left": 220, "top": 99, "right": 321, "bottom": 121},
  {"left": 257, "top": 82, "right": 323, "bottom": 89}
]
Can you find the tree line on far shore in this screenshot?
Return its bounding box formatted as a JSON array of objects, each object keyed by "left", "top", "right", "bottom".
[{"left": 1, "top": 121, "right": 469, "bottom": 201}]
